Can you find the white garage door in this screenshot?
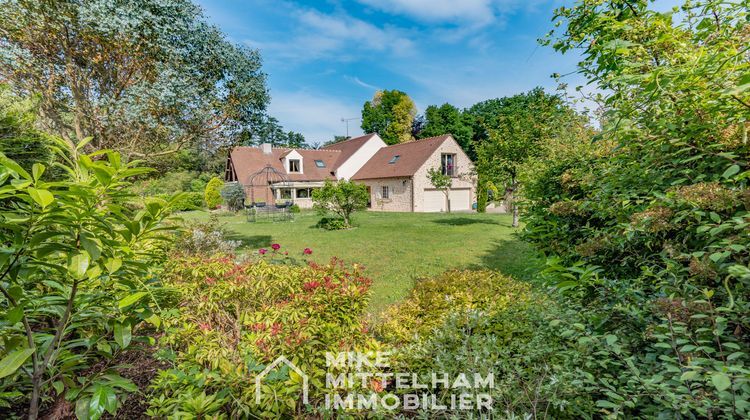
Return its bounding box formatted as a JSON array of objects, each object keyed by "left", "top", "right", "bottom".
[{"left": 423, "top": 189, "right": 471, "bottom": 212}]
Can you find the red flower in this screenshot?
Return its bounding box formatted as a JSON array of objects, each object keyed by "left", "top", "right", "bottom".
[
  {"left": 198, "top": 322, "right": 211, "bottom": 331},
  {"left": 303, "top": 281, "right": 321, "bottom": 291},
  {"left": 303, "top": 248, "right": 313, "bottom": 255},
  {"left": 205, "top": 277, "right": 216, "bottom": 285},
  {"left": 271, "top": 243, "right": 281, "bottom": 250},
  {"left": 259, "top": 248, "right": 268, "bottom": 255}
]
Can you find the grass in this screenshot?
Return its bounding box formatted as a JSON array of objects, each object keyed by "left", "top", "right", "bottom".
[{"left": 182, "top": 210, "right": 541, "bottom": 314}]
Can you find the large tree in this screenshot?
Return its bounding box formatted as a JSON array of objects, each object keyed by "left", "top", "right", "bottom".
[
  {"left": 0, "top": 0, "right": 268, "bottom": 159},
  {"left": 475, "top": 88, "right": 588, "bottom": 225},
  {"left": 418, "top": 103, "right": 474, "bottom": 152},
  {"left": 361, "top": 89, "right": 416, "bottom": 145}
]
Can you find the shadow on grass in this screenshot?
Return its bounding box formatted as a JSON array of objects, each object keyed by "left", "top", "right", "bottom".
[
  {"left": 467, "top": 238, "right": 544, "bottom": 283},
  {"left": 225, "top": 233, "right": 273, "bottom": 249},
  {"left": 432, "top": 217, "right": 504, "bottom": 226}
]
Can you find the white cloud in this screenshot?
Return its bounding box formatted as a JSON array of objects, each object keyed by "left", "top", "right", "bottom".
[
  {"left": 356, "top": 0, "right": 543, "bottom": 26},
  {"left": 245, "top": 7, "right": 414, "bottom": 62},
  {"left": 268, "top": 91, "right": 364, "bottom": 143},
  {"left": 345, "top": 76, "right": 380, "bottom": 91}
]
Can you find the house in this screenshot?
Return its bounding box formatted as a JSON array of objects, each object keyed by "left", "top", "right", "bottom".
[
  {"left": 352, "top": 134, "right": 475, "bottom": 212},
  {"left": 225, "top": 133, "right": 476, "bottom": 212},
  {"left": 225, "top": 134, "right": 386, "bottom": 209}
]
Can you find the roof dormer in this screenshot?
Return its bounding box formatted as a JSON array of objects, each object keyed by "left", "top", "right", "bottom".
[{"left": 281, "top": 149, "right": 304, "bottom": 174}]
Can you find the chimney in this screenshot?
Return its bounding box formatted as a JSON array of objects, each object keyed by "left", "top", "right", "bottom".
[{"left": 261, "top": 143, "right": 272, "bottom": 155}]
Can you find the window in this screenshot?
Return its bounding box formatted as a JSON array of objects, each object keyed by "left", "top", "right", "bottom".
[
  {"left": 388, "top": 155, "right": 400, "bottom": 164},
  {"left": 314, "top": 159, "right": 325, "bottom": 168},
  {"left": 289, "top": 159, "right": 300, "bottom": 173},
  {"left": 381, "top": 185, "right": 390, "bottom": 199},
  {"left": 441, "top": 153, "right": 456, "bottom": 176},
  {"left": 279, "top": 189, "right": 292, "bottom": 200},
  {"left": 296, "top": 188, "right": 312, "bottom": 199}
]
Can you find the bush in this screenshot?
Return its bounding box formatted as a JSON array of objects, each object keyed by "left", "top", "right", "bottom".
[
  {"left": 172, "top": 215, "right": 241, "bottom": 256},
  {"left": 289, "top": 204, "right": 301, "bottom": 213},
  {"left": 204, "top": 177, "right": 224, "bottom": 209},
  {"left": 149, "top": 254, "right": 375, "bottom": 417},
  {"left": 163, "top": 191, "right": 204, "bottom": 211},
  {"left": 376, "top": 270, "right": 532, "bottom": 344},
  {"left": 220, "top": 182, "right": 245, "bottom": 212},
  {"left": 312, "top": 180, "right": 368, "bottom": 227},
  {"left": 315, "top": 217, "right": 348, "bottom": 230},
  {"left": 0, "top": 143, "right": 173, "bottom": 417}
]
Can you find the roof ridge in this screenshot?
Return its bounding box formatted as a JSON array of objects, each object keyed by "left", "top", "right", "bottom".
[{"left": 321, "top": 133, "right": 375, "bottom": 148}]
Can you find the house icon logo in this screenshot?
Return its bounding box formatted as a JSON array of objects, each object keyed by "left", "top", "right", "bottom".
[{"left": 255, "top": 355, "right": 309, "bottom": 405}]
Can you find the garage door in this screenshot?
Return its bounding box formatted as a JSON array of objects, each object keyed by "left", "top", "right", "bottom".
[{"left": 423, "top": 189, "right": 471, "bottom": 212}]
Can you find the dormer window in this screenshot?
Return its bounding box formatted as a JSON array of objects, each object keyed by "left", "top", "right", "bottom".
[
  {"left": 289, "top": 159, "right": 300, "bottom": 173},
  {"left": 314, "top": 159, "right": 325, "bottom": 168},
  {"left": 388, "top": 155, "right": 400, "bottom": 164}
]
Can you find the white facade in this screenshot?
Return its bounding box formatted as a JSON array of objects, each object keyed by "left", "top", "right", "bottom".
[{"left": 334, "top": 135, "right": 387, "bottom": 180}]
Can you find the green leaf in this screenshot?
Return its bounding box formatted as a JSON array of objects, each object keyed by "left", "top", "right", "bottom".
[
  {"left": 31, "top": 163, "right": 45, "bottom": 181},
  {"left": 711, "top": 372, "right": 731, "bottom": 391},
  {"left": 75, "top": 397, "right": 91, "bottom": 420},
  {"left": 0, "top": 154, "right": 31, "bottom": 179},
  {"left": 79, "top": 233, "right": 101, "bottom": 261},
  {"left": 113, "top": 321, "right": 131, "bottom": 349},
  {"left": 5, "top": 305, "right": 23, "bottom": 324},
  {"left": 722, "top": 164, "right": 740, "bottom": 178},
  {"left": 68, "top": 253, "right": 90, "bottom": 279},
  {"left": 27, "top": 187, "right": 54, "bottom": 209},
  {"left": 118, "top": 292, "right": 147, "bottom": 309},
  {"left": 88, "top": 384, "right": 117, "bottom": 419},
  {"left": 104, "top": 258, "right": 122, "bottom": 274},
  {"left": 0, "top": 348, "right": 35, "bottom": 379}
]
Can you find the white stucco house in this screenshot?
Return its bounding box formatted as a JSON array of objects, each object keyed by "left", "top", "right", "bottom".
[{"left": 224, "top": 133, "right": 476, "bottom": 212}]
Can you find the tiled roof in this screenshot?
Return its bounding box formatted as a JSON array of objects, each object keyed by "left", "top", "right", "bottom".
[
  {"left": 321, "top": 133, "right": 377, "bottom": 170},
  {"left": 351, "top": 135, "right": 452, "bottom": 180},
  {"left": 229, "top": 147, "right": 340, "bottom": 183}
]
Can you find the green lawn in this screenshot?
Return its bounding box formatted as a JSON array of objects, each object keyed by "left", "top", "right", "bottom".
[{"left": 183, "top": 210, "right": 540, "bottom": 314}]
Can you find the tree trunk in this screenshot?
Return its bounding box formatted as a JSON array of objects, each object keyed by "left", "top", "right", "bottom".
[
  {"left": 512, "top": 201, "right": 519, "bottom": 227},
  {"left": 445, "top": 190, "right": 451, "bottom": 213},
  {"left": 506, "top": 177, "right": 519, "bottom": 228}
]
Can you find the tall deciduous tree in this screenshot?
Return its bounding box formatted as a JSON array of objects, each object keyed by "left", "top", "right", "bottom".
[
  {"left": 418, "top": 104, "right": 474, "bottom": 153},
  {"left": 361, "top": 90, "right": 416, "bottom": 145},
  {"left": 475, "top": 88, "right": 588, "bottom": 226},
  {"left": 0, "top": 0, "right": 268, "bottom": 159}
]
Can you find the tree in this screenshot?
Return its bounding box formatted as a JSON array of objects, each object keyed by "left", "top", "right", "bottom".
[
  {"left": 204, "top": 177, "right": 224, "bottom": 210},
  {"left": 0, "top": 140, "right": 172, "bottom": 419},
  {"left": 221, "top": 182, "right": 246, "bottom": 212},
  {"left": 427, "top": 167, "right": 453, "bottom": 213},
  {"left": 312, "top": 180, "right": 369, "bottom": 227},
  {"left": 361, "top": 90, "right": 416, "bottom": 145},
  {"left": 418, "top": 104, "right": 474, "bottom": 152},
  {"left": 0, "top": 0, "right": 268, "bottom": 159},
  {"left": 239, "top": 116, "right": 309, "bottom": 148},
  {"left": 474, "top": 88, "right": 587, "bottom": 226}
]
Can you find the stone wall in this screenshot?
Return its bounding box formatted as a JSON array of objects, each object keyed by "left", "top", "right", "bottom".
[
  {"left": 360, "top": 177, "right": 413, "bottom": 212},
  {"left": 412, "top": 137, "right": 476, "bottom": 212}
]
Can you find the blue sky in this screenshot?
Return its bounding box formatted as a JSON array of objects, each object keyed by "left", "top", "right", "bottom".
[{"left": 196, "top": 0, "right": 585, "bottom": 143}]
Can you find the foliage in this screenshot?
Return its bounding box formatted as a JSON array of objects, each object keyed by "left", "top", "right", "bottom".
[
  {"left": 315, "top": 217, "right": 349, "bottom": 231},
  {"left": 289, "top": 204, "right": 301, "bottom": 213},
  {"left": 312, "top": 180, "right": 369, "bottom": 228},
  {"left": 475, "top": 88, "right": 591, "bottom": 226},
  {"left": 0, "top": 0, "right": 268, "bottom": 159},
  {"left": 0, "top": 85, "right": 55, "bottom": 174},
  {"left": 517, "top": 0, "right": 750, "bottom": 416},
  {"left": 130, "top": 171, "right": 213, "bottom": 197},
  {"left": 153, "top": 192, "right": 203, "bottom": 212},
  {"left": 376, "top": 270, "right": 532, "bottom": 344},
  {"left": 220, "top": 182, "right": 246, "bottom": 212},
  {"left": 361, "top": 90, "right": 416, "bottom": 145},
  {"left": 426, "top": 167, "right": 453, "bottom": 213},
  {"left": 148, "top": 254, "right": 374, "bottom": 417},
  {"left": 172, "top": 216, "right": 241, "bottom": 257},
  {"left": 417, "top": 103, "right": 474, "bottom": 151},
  {"left": 238, "top": 116, "right": 308, "bottom": 148},
  {"left": 204, "top": 177, "right": 224, "bottom": 210},
  {"left": 0, "top": 141, "right": 173, "bottom": 418}
]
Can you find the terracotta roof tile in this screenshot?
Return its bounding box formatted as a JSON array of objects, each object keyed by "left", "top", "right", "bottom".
[
  {"left": 229, "top": 147, "right": 340, "bottom": 183},
  {"left": 321, "top": 133, "right": 377, "bottom": 170},
  {"left": 351, "top": 135, "right": 451, "bottom": 180}
]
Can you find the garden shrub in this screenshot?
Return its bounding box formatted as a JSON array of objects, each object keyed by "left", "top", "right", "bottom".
[
  {"left": 515, "top": 1, "right": 750, "bottom": 416},
  {"left": 148, "top": 254, "right": 376, "bottom": 417},
  {"left": 316, "top": 217, "right": 348, "bottom": 231},
  {"left": 204, "top": 177, "right": 224, "bottom": 210},
  {"left": 156, "top": 191, "right": 204, "bottom": 211},
  {"left": 289, "top": 203, "right": 301, "bottom": 213},
  {"left": 220, "top": 182, "right": 245, "bottom": 212},
  {"left": 171, "top": 215, "right": 241, "bottom": 256},
  {"left": 312, "top": 180, "right": 368, "bottom": 227},
  {"left": 0, "top": 143, "right": 174, "bottom": 418},
  {"left": 376, "top": 270, "right": 532, "bottom": 344}
]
